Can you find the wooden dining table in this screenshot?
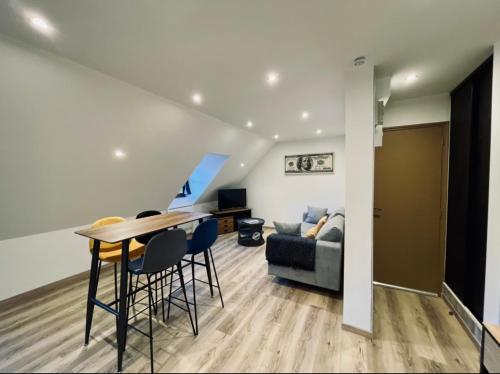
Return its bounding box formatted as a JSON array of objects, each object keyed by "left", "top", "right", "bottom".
[{"left": 75, "top": 211, "right": 213, "bottom": 372}]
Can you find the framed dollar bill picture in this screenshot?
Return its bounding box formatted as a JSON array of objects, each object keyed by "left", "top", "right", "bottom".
[{"left": 284, "top": 153, "right": 334, "bottom": 174}]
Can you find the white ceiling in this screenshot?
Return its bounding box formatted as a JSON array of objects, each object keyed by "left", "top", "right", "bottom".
[{"left": 1, "top": 0, "right": 500, "bottom": 141}]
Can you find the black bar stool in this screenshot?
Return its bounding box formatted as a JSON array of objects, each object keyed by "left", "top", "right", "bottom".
[
  {"left": 134, "top": 210, "right": 162, "bottom": 308},
  {"left": 126, "top": 229, "right": 195, "bottom": 373},
  {"left": 180, "top": 218, "right": 224, "bottom": 335}
]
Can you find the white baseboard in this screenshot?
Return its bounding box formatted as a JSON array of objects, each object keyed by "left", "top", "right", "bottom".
[
  {"left": 373, "top": 281, "right": 439, "bottom": 297},
  {"left": 442, "top": 282, "right": 482, "bottom": 345}
]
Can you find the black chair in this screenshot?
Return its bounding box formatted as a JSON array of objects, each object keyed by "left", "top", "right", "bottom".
[
  {"left": 136, "top": 210, "right": 162, "bottom": 245},
  {"left": 134, "top": 210, "right": 162, "bottom": 308},
  {"left": 127, "top": 229, "right": 195, "bottom": 374},
  {"left": 180, "top": 219, "right": 223, "bottom": 335}
]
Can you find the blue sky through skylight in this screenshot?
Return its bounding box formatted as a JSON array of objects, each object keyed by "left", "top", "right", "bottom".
[{"left": 168, "top": 153, "right": 229, "bottom": 209}]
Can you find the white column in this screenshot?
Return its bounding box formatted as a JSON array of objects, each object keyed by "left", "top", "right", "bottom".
[
  {"left": 484, "top": 41, "right": 500, "bottom": 324},
  {"left": 343, "top": 65, "right": 375, "bottom": 334}
]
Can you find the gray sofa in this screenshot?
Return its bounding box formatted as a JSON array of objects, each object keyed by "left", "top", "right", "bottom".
[{"left": 267, "top": 209, "right": 344, "bottom": 292}]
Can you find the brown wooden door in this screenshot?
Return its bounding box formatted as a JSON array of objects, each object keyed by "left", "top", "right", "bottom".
[{"left": 374, "top": 124, "right": 447, "bottom": 294}]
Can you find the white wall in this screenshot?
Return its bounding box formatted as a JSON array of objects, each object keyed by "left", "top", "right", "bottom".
[
  {"left": 484, "top": 41, "right": 500, "bottom": 324},
  {"left": 0, "top": 34, "right": 272, "bottom": 240},
  {"left": 384, "top": 93, "right": 450, "bottom": 127},
  {"left": 343, "top": 65, "right": 375, "bottom": 334},
  {"left": 0, "top": 34, "right": 272, "bottom": 301},
  {"left": 240, "top": 137, "right": 345, "bottom": 225},
  {"left": 0, "top": 225, "right": 90, "bottom": 301}
]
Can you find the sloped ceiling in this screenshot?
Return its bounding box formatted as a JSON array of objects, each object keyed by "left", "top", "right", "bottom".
[
  {"left": 0, "top": 35, "right": 272, "bottom": 239},
  {"left": 1, "top": 0, "right": 500, "bottom": 142}
]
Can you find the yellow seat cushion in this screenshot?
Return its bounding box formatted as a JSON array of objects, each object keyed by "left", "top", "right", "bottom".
[
  {"left": 305, "top": 216, "right": 328, "bottom": 239},
  {"left": 96, "top": 239, "right": 145, "bottom": 263},
  {"left": 89, "top": 217, "right": 126, "bottom": 252},
  {"left": 88, "top": 216, "right": 146, "bottom": 262}
]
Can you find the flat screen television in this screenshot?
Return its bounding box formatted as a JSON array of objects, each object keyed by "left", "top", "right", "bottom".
[{"left": 218, "top": 189, "right": 247, "bottom": 210}]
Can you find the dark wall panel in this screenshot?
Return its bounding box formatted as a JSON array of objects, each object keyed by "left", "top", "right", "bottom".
[
  {"left": 445, "top": 82, "right": 473, "bottom": 302},
  {"left": 445, "top": 57, "right": 492, "bottom": 321},
  {"left": 465, "top": 61, "right": 492, "bottom": 320}
]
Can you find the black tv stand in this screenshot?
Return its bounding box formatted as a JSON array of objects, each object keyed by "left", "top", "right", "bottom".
[{"left": 210, "top": 207, "right": 252, "bottom": 235}]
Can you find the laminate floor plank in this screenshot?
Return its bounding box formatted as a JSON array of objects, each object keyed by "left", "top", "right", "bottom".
[{"left": 0, "top": 230, "right": 478, "bottom": 373}]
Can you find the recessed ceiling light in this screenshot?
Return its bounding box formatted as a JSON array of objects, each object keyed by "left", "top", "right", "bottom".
[
  {"left": 267, "top": 71, "right": 280, "bottom": 86},
  {"left": 29, "top": 15, "right": 55, "bottom": 36},
  {"left": 273, "top": 134, "right": 279, "bottom": 140},
  {"left": 191, "top": 92, "right": 203, "bottom": 104},
  {"left": 406, "top": 73, "right": 419, "bottom": 83},
  {"left": 246, "top": 121, "right": 253, "bottom": 128},
  {"left": 114, "top": 149, "right": 126, "bottom": 159},
  {"left": 302, "top": 111, "right": 310, "bottom": 120},
  {"left": 316, "top": 129, "right": 322, "bottom": 135},
  {"left": 240, "top": 162, "right": 245, "bottom": 168}
]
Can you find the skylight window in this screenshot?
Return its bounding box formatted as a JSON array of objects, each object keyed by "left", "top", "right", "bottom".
[
  {"left": 168, "top": 153, "right": 229, "bottom": 210},
  {"left": 176, "top": 181, "right": 192, "bottom": 198}
]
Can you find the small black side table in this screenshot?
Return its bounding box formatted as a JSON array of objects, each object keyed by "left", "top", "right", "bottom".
[{"left": 238, "top": 218, "right": 265, "bottom": 246}]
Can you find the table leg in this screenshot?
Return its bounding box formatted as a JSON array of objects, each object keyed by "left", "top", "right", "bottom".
[
  {"left": 85, "top": 240, "right": 101, "bottom": 345},
  {"left": 117, "top": 239, "right": 130, "bottom": 372}
]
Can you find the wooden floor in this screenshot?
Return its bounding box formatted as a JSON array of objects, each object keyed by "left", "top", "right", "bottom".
[{"left": 0, "top": 231, "right": 479, "bottom": 373}]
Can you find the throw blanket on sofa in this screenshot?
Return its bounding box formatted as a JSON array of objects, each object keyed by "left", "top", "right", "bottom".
[{"left": 266, "top": 234, "right": 316, "bottom": 271}]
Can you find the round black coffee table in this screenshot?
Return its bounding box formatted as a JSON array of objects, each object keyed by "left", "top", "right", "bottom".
[{"left": 238, "top": 218, "right": 265, "bottom": 246}]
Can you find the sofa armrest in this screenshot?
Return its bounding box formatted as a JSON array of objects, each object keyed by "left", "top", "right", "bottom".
[
  {"left": 267, "top": 239, "right": 343, "bottom": 292},
  {"left": 315, "top": 240, "right": 343, "bottom": 290},
  {"left": 316, "top": 240, "right": 342, "bottom": 252}
]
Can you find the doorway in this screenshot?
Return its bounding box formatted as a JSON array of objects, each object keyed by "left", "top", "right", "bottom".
[{"left": 374, "top": 123, "right": 449, "bottom": 295}]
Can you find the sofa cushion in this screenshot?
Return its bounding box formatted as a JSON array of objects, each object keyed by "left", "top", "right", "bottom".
[
  {"left": 304, "top": 206, "right": 328, "bottom": 224},
  {"left": 305, "top": 216, "right": 328, "bottom": 238},
  {"left": 273, "top": 221, "right": 302, "bottom": 236},
  {"left": 316, "top": 215, "right": 344, "bottom": 242}
]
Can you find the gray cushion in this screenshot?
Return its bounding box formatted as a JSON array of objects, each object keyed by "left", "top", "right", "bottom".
[
  {"left": 304, "top": 206, "right": 328, "bottom": 224},
  {"left": 316, "top": 215, "right": 344, "bottom": 242},
  {"left": 273, "top": 221, "right": 302, "bottom": 236}
]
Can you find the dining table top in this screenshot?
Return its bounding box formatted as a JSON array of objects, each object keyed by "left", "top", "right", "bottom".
[{"left": 75, "top": 211, "right": 212, "bottom": 243}]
